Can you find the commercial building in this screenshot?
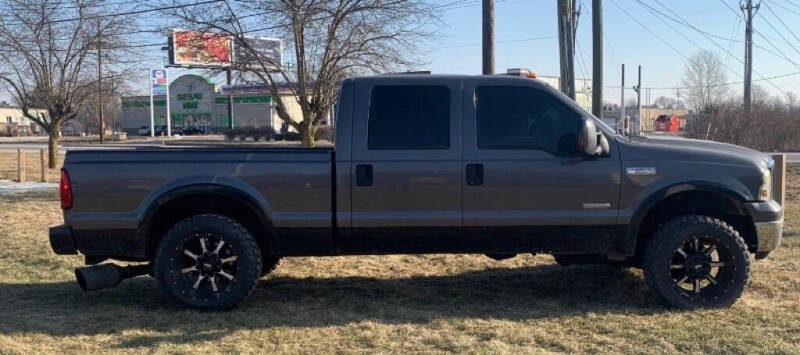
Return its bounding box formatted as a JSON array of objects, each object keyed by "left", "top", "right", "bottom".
[{"left": 121, "top": 74, "right": 319, "bottom": 135}]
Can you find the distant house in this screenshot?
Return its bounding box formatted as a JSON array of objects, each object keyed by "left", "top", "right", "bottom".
[{"left": 0, "top": 105, "right": 47, "bottom": 136}]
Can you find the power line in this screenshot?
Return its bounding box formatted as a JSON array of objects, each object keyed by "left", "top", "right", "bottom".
[
  {"left": 428, "top": 35, "right": 554, "bottom": 50},
  {"left": 609, "top": 0, "right": 690, "bottom": 61},
  {"left": 578, "top": 0, "right": 620, "bottom": 78},
  {"left": 645, "top": 0, "right": 787, "bottom": 95},
  {"left": 769, "top": 0, "right": 800, "bottom": 16},
  {"left": 761, "top": 2, "right": 800, "bottom": 56},
  {"left": 603, "top": 69, "right": 800, "bottom": 90},
  {"left": 636, "top": 0, "right": 743, "bottom": 80}
]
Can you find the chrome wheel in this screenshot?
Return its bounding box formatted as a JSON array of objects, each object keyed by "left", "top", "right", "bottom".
[{"left": 180, "top": 233, "right": 239, "bottom": 295}]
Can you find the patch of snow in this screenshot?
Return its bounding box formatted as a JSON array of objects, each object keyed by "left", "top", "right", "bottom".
[{"left": 0, "top": 180, "right": 58, "bottom": 195}]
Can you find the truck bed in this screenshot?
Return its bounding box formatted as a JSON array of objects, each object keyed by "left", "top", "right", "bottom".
[{"left": 63, "top": 147, "right": 335, "bottom": 257}]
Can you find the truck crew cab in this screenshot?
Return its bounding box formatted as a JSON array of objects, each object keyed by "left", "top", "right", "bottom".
[{"left": 49, "top": 74, "right": 784, "bottom": 310}]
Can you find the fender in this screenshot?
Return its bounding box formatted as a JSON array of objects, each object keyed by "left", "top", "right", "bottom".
[
  {"left": 617, "top": 180, "right": 750, "bottom": 256},
  {"left": 139, "top": 184, "right": 279, "bottom": 257}
]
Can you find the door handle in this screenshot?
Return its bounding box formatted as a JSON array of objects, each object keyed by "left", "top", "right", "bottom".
[
  {"left": 356, "top": 164, "right": 373, "bottom": 187},
  {"left": 466, "top": 163, "right": 483, "bottom": 186}
]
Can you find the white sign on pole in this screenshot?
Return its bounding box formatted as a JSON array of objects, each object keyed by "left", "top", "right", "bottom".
[{"left": 165, "top": 68, "right": 171, "bottom": 136}]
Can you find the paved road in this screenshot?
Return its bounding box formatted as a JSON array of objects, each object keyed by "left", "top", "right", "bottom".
[{"left": 0, "top": 142, "right": 163, "bottom": 151}]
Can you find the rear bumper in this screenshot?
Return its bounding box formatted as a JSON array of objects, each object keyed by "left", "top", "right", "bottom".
[{"left": 49, "top": 225, "right": 78, "bottom": 255}]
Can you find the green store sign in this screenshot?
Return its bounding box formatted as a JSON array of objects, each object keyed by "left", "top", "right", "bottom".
[{"left": 177, "top": 93, "right": 203, "bottom": 101}]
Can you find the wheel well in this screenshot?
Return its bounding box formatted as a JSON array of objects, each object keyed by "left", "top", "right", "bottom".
[
  {"left": 634, "top": 191, "right": 758, "bottom": 259},
  {"left": 144, "top": 192, "right": 273, "bottom": 260}
]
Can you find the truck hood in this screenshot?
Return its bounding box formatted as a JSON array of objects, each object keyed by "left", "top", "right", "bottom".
[{"left": 624, "top": 135, "right": 771, "bottom": 168}]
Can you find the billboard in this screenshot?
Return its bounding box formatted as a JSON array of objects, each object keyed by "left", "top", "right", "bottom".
[
  {"left": 170, "top": 30, "right": 232, "bottom": 67},
  {"left": 233, "top": 37, "right": 282, "bottom": 70},
  {"left": 151, "top": 69, "right": 168, "bottom": 95},
  {"left": 169, "top": 30, "right": 281, "bottom": 70}
]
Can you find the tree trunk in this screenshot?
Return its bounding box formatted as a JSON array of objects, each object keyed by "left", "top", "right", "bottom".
[
  {"left": 48, "top": 133, "right": 59, "bottom": 169},
  {"left": 301, "top": 124, "right": 315, "bottom": 147}
]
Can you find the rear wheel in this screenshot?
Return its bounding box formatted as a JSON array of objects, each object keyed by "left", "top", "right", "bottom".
[
  {"left": 155, "top": 214, "right": 262, "bottom": 310},
  {"left": 643, "top": 215, "right": 750, "bottom": 309}
]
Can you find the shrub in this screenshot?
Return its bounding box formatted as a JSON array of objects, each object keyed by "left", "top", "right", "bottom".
[
  {"left": 314, "top": 125, "right": 333, "bottom": 142},
  {"left": 276, "top": 132, "right": 301, "bottom": 141},
  {"left": 223, "top": 128, "right": 238, "bottom": 141},
  {"left": 223, "top": 127, "right": 276, "bottom": 141},
  {"left": 252, "top": 127, "right": 276, "bottom": 141}
]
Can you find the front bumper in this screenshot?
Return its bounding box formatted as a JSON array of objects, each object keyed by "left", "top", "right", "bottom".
[
  {"left": 744, "top": 200, "right": 783, "bottom": 258},
  {"left": 755, "top": 219, "right": 783, "bottom": 253},
  {"left": 49, "top": 225, "right": 78, "bottom": 255}
]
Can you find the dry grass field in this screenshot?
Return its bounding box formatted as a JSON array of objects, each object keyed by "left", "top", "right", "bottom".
[
  {"left": 0, "top": 150, "right": 64, "bottom": 183},
  {"left": 0, "top": 163, "right": 797, "bottom": 353}
]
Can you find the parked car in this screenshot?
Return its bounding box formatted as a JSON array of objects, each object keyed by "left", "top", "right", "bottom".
[
  {"left": 138, "top": 125, "right": 174, "bottom": 136},
  {"left": 50, "top": 74, "right": 784, "bottom": 310},
  {"left": 181, "top": 127, "right": 204, "bottom": 135}
]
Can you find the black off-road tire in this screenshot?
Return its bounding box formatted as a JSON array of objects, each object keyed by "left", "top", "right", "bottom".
[
  {"left": 642, "top": 215, "right": 750, "bottom": 309},
  {"left": 154, "top": 214, "right": 262, "bottom": 310},
  {"left": 260, "top": 255, "right": 281, "bottom": 277}
]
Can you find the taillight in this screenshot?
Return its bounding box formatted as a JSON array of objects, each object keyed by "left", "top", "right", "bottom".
[{"left": 60, "top": 168, "right": 73, "bottom": 210}]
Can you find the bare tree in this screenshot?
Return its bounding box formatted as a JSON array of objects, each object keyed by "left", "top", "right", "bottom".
[
  {"left": 681, "top": 50, "right": 729, "bottom": 113},
  {"left": 653, "top": 96, "right": 679, "bottom": 109},
  {"left": 0, "top": 0, "right": 138, "bottom": 167},
  {"left": 167, "top": 0, "right": 439, "bottom": 146}
]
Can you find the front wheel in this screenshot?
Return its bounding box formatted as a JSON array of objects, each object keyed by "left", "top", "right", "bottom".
[
  {"left": 643, "top": 215, "right": 750, "bottom": 309},
  {"left": 154, "top": 214, "right": 262, "bottom": 310}
]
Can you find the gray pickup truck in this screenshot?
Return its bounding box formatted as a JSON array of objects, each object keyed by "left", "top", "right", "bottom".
[{"left": 50, "top": 74, "right": 783, "bottom": 310}]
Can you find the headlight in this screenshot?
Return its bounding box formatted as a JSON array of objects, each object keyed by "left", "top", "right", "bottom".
[{"left": 759, "top": 167, "right": 772, "bottom": 201}]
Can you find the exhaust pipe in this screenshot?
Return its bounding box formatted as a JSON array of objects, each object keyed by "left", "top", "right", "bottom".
[{"left": 75, "top": 263, "right": 152, "bottom": 291}]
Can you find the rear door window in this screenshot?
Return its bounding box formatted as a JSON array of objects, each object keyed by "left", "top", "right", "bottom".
[{"left": 368, "top": 85, "right": 450, "bottom": 150}]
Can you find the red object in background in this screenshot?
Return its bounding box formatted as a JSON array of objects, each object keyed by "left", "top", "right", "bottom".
[{"left": 655, "top": 114, "right": 680, "bottom": 133}]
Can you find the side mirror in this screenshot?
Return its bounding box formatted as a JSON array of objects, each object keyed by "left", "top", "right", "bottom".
[
  {"left": 579, "top": 117, "right": 610, "bottom": 157},
  {"left": 597, "top": 133, "right": 610, "bottom": 156},
  {"left": 579, "top": 118, "right": 598, "bottom": 156}
]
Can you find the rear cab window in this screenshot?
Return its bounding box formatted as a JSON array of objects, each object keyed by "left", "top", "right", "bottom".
[{"left": 368, "top": 85, "right": 450, "bottom": 150}]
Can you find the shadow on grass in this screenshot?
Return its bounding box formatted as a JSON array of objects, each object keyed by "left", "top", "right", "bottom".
[{"left": 0, "top": 263, "right": 667, "bottom": 348}]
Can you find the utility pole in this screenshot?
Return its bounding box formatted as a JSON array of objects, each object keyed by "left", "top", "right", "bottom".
[
  {"left": 482, "top": 0, "right": 494, "bottom": 75},
  {"left": 592, "top": 0, "right": 602, "bottom": 118},
  {"left": 742, "top": 0, "right": 760, "bottom": 112},
  {"left": 633, "top": 65, "right": 641, "bottom": 135},
  {"left": 227, "top": 68, "right": 234, "bottom": 129},
  {"left": 557, "top": 0, "right": 578, "bottom": 99},
  {"left": 620, "top": 63, "right": 625, "bottom": 135},
  {"left": 96, "top": 18, "right": 104, "bottom": 143}
]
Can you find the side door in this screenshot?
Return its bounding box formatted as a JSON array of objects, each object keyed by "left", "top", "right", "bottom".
[
  {"left": 344, "top": 78, "right": 463, "bottom": 251},
  {"left": 461, "top": 81, "right": 621, "bottom": 254}
]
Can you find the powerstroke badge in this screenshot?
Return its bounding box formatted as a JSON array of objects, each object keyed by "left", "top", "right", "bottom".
[{"left": 626, "top": 167, "right": 657, "bottom": 176}]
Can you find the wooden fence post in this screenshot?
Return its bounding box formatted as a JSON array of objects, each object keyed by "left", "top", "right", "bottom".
[
  {"left": 772, "top": 153, "right": 786, "bottom": 207},
  {"left": 40, "top": 149, "right": 48, "bottom": 182},
  {"left": 17, "top": 149, "right": 25, "bottom": 183}
]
